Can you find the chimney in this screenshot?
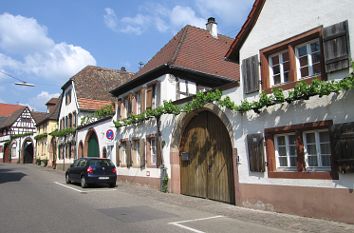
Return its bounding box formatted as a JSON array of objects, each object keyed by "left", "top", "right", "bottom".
[
  {"left": 206, "top": 17, "right": 218, "bottom": 38},
  {"left": 120, "top": 66, "right": 126, "bottom": 72}
]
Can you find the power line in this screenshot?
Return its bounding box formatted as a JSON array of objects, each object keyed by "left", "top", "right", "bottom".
[{"left": 0, "top": 70, "right": 24, "bottom": 82}]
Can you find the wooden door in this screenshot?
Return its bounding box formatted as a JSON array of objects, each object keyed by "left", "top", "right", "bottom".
[
  {"left": 88, "top": 134, "right": 99, "bottom": 158},
  {"left": 180, "top": 111, "right": 235, "bottom": 204}
]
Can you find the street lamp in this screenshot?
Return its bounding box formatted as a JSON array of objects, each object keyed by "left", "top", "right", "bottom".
[{"left": 0, "top": 70, "right": 35, "bottom": 87}]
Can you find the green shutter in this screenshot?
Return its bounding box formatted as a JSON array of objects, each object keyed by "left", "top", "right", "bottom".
[{"left": 88, "top": 134, "right": 99, "bottom": 158}]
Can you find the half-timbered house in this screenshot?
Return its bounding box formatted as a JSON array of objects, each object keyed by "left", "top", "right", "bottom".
[{"left": 0, "top": 104, "right": 39, "bottom": 163}]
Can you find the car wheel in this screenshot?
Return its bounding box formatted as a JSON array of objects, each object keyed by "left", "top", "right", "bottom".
[
  {"left": 109, "top": 182, "right": 116, "bottom": 188},
  {"left": 65, "top": 174, "right": 71, "bottom": 184},
  {"left": 81, "top": 176, "right": 87, "bottom": 188}
]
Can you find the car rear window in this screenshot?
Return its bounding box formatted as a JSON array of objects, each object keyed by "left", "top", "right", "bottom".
[{"left": 89, "top": 159, "right": 114, "bottom": 167}]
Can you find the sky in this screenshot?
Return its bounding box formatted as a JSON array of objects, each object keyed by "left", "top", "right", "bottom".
[{"left": 0, "top": 0, "right": 253, "bottom": 112}]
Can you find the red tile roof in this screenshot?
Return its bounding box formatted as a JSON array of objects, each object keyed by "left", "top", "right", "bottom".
[
  {"left": 0, "top": 103, "right": 25, "bottom": 117},
  {"left": 225, "top": 0, "right": 266, "bottom": 62},
  {"left": 135, "top": 25, "right": 240, "bottom": 81},
  {"left": 46, "top": 97, "right": 58, "bottom": 106},
  {"left": 77, "top": 98, "right": 113, "bottom": 111}
]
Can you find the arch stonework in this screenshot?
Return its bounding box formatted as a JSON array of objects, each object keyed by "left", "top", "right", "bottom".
[
  {"left": 84, "top": 128, "right": 100, "bottom": 158},
  {"left": 169, "top": 103, "right": 240, "bottom": 204}
]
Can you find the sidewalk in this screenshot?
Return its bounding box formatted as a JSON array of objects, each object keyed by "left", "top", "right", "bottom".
[{"left": 117, "top": 181, "right": 354, "bottom": 233}]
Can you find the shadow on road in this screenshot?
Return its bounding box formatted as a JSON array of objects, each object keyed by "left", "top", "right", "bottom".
[{"left": 0, "top": 167, "right": 27, "bottom": 184}]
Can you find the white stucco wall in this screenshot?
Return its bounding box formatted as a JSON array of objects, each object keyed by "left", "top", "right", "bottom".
[
  {"left": 227, "top": 0, "right": 354, "bottom": 189},
  {"left": 58, "top": 82, "right": 79, "bottom": 126},
  {"left": 76, "top": 118, "right": 116, "bottom": 162}
]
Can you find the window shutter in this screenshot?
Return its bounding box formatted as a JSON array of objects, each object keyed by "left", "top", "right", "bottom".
[
  {"left": 323, "top": 20, "right": 350, "bottom": 73},
  {"left": 330, "top": 122, "right": 354, "bottom": 173},
  {"left": 131, "top": 95, "right": 137, "bottom": 114},
  {"left": 116, "top": 142, "right": 120, "bottom": 166},
  {"left": 247, "top": 133, "right": 265, "bottom": 172},
  {"left": 146, "top": 87, "right": 153, "bottom": 109},
  {"left": 146, "top": 138, "right": 151, "bottom": 166},
  {"left": 126, "top": 141, "right": 132, "bottom": 167},
  {"left": 176, "top": 78, "right": 180, "bottom": 100},
  {"left": 156, "top": 137, "right": 161, "bottom": 168},
  {"left": 139, "top": 139, "right": 145, "bottom": 168},
  {"left": 140, "top": 88, "right": 145, "bottom": 112},
  {"left": 242, "top": 55, "right": 260, "bottom": 94},
  {"left": 155, "top": 82, "right": 161, "bottom": 107}
]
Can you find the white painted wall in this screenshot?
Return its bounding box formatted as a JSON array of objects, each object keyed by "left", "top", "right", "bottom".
[
  {"left": 228, "top": 0, "right": 354, "bottom": 189},
  {"left": 76, "top": 118, "right": 116, "bottom": 161}
]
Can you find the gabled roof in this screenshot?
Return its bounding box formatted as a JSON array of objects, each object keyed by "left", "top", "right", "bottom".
[
  {"left": 111, "top": 25, "right": 240, "bottom": 96},
  {"left": 225, "top": 0, "right": 266, "bottom": 62},
  {"left": 0, "top": 103, "right": 25, "bottom": 117},
  {"left": 46, "top": 97, "right": 58, "bottom": 106},
  {"left": 36, "top": 95, "right": 63, "bottom": 126},
  {"left": 0, "top": 106, "right": 27, "bottom": 129},
  {"left": 31, "top": 112, "right": 48, "bottom": 124},
  {"left": 62, "top": 65, "right": 134, "bottom": 111}
]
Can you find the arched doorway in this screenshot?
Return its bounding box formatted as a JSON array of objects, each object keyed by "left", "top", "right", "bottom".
[
  {"left": 10, "top": 142, "right": 16, "bottom": 162},
  {"left": 23, "top": 138, "right": 34, "bottom": 164},
  {"left": 180, "top": 110, "right": 235, "bottom": 204},
  {"left": 78, "top": 141, "right": 83, "bottom": 158},
  {"left": 85, "top": 129, "right": 99, "bottom": 158},
  {"left": 4, "top": 143, "right": 10, "bottom": 163}
]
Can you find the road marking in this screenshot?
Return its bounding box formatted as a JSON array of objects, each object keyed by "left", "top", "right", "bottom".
[
  {"left": 54, "top": 182, "right": 117, "bottom": 193},
  {"left": 169, "top": 215, "right": 224, "bottom": 233},
  {"left": 54, "top": 182, "right": 85, "bottom": 193}
]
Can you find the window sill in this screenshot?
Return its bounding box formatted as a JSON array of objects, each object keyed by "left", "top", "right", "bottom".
[
  {"left": 268, "top": 171, "right": 337, "bottom": 180},
  {"left": 263, "top": 76, "right": 323, "bottom": 94}
]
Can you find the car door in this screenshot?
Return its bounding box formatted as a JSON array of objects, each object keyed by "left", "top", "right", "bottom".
[
  {"left": 68, "top": 159, "right": 80, "bottom": 181},
  {"left": 76, "top": 159, "right": 87, "bottom": 181}
]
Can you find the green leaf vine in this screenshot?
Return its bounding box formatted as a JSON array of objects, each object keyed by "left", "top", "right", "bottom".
[
  {"left": 34, "top": 133, "right": 48, "bottom": 141},
  {"left": 114, "top": 74, "right": 354, "bottom": 128},
  {"left": 49, "top": 128, "right": 76, "bottom": 138}
]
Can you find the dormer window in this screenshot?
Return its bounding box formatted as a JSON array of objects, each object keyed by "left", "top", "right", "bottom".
[{"left": 65, "top": 89, "right": 72, "bottom": 105}]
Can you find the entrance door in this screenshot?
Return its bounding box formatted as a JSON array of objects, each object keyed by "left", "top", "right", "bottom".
[
  {"left": 23, "top": 142, "right": 34, "bottom": 163},
  {"left": 88, "top": 133, "right": 99, "bottom": 158},
  {"left": 180, "top": 111, "right": 235, "bottom": 204}
]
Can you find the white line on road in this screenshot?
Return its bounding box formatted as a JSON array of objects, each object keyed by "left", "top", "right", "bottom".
[
  {"left": 169, "top": 215, "right": 224, "bottom": 233},
  {"left": 54, "top": 182, "right": 117, "bottom": 193},
  {"left": 54, "top": 182, "right": 85, "bottom": 193}
]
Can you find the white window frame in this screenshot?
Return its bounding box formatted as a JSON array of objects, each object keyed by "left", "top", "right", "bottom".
[
  {"left": 120, "top": 142, "right": 127, "bottom": 166},
  {"left": 295, "top": 39, "right": 321, "bottom": 80},
  {"left": 303, "top": 129, "right": 331, "bottom": 170},
  {"left": 274, "top": 133, "right": 297, "bottom": 170},
  {"left": 269, "top": 50, "right": 289, "bottom": 87},
  {"left": 133, "top": 140, "right": 140, "bottom": 165},
  {"left": 149, "top": 138, "right": 157, "bottom": 166}
]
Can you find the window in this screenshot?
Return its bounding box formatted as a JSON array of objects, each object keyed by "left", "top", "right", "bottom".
[
  {"left": 260, "top": 27, "right": 324, "bottom": 91},
  {"left": 119, "top": 142, "right": 127, "bottom": 166},
  {"left": 146, "top": 83, "right": 160, "bottom": 109},
  {"left": 72, "top": 112, "right": 77, "bottom": 128},
  {"left": 135, "top": 92, "right": 142, "bottom": 114},
  {"left": 274, "top": 133, "right": 297, "bottom": 169},
  {"left": 265, "top": 120, "right": 335, "bottom": 179},
  {"left": 68, "top": 114, "right": 72, "bottom": 128},
  {"left": 295, "top": 39, "right": 321, "bottom": 79},
  {"left": 303, "top": 130, "right": 331, "bottom": 169},
  {"left": 132, "top": 140, "right": 140, "bottom": 166},
  {"left": 65, "top": 89, "right": 72, "bottom": 105},
  {"left": 149, "top": 138, "right": 157, "bottom": 166},
  {"left": 269, "top": 51, "right": 289, "bottom": 86}
]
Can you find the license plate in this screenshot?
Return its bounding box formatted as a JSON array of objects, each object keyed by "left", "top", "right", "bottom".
[{"left": 98, "top": 177, "right": 109, "bottom": 180}]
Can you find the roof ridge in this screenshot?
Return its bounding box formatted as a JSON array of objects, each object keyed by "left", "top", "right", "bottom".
[{"left": 169, "top": 26, "right": 190, "bottom": 65}]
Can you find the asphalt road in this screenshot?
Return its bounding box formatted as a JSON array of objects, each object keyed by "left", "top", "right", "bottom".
[{"left": 0, "top": 163, "right": 353, "bottom": 233}]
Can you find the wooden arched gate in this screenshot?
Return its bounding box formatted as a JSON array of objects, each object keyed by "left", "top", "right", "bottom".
[{"left": 180, "top": 111, "right": 235, "bottom": 204}]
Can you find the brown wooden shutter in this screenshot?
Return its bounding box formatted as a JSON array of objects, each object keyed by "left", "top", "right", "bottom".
[
  {"left": 146, "top": 86, "right": 153, "bottom": 109},
  {"left": 132, "top": 95, "right": 137, "bottom": 114},
  {"left": 155, "top": 82, "right": 161, "bottom": 107},
  {"left": 156, "top": 137, "right": 162, "bottom": 168},
  {"left": 126, "top": 141, "right": 132, "bottom": 167},
  {"left": 247, "top": 133, "right": 265, "bottom": 172},
  {"left": 146, "top": 138, "right": 151, "bottom": 167},
  {"left": 140, "top": 139, "right": 145, "bottom": 168},
  {"left": 119, "top": 100, "right": 125, "bottom": 119},
  {"left": 242, "top": 55, "right": 260, "bottom": 94},
  {"left": 140, "top": 88, "right": 145, "bottom": 112},
  {"left": 116, "top": 142, "right": 120, "bottom": 166},
  {"left": 323, "top": 20, "right": 350, "bottom": 73},
  {"left": 331, "top": 122, "right": 354, "bottom": 173}
]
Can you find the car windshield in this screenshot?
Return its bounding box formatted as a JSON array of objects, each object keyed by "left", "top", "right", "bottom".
[{"left": 88, "top": 159, "right": 114, "bottom": 167}]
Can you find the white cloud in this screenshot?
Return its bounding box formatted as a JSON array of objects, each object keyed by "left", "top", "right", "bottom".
[
  {"left": 104, "top": 8, "right": 118, "bottom": 31},
  {"left": 169, "top": 6, "right": 205, "bottom": 29},
  {"left": 29, "top": 91, "right": 60, "bottom": 111},
  {"left": 195, "top": 0, "right": 253, "bottom": 26},
  {"left": 0, "top": 13, "right": 96, "bottom": 82},
  {"left": 120, "top": 14, "right": 151, "bottom": 35}
]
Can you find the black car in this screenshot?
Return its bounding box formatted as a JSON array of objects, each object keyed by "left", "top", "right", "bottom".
[{"left": 65, "top": 158, "right": 117, "bottom": 188}]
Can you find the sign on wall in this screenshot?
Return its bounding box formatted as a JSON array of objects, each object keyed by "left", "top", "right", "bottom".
[{"left": 106, "top": 129, "right": 114, "bottom": 141}]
